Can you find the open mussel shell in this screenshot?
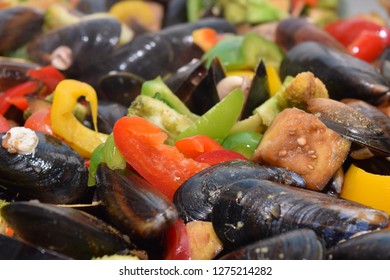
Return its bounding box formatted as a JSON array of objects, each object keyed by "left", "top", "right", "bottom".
[
  {"left": 0, "top": 201, "right": 137, "bottom": 260},
  {"left": 219, "top": 229, "right": 325, "bottom": 260},
  {"left": 98, "top": 71, "right": 145, "bottom": 107},
  {"left": 173, "top": 160, "right": 306, "bottom": 223},
  {"left": 307, "top": 98, "right": 390, "bottom": 157},
  {"left": 0, "top": 6, "right": 44, "bottom": 55},
  {"left": 164, "top": 58, "right": 208, "bottom": 105},
  {"left": 326, "top": 229, "right": 390, "bottom": 260},
  {"left": 240, "top": 60, "right": 269, "bottom": 120},
  {"left": 187, "top": 57, "right": 224, "bottom": 115},
  {"left": 280, "top": 41, "right": 389, "bottom": 105},
  {"left": 0, "top": 132, "right": 88, "bottom": 204},
  {"left": 95, "top": 164, "right": 178, "bottom": 242},
  {"left": 0, "top": 234, "right": 71, "bottom": 260},
  {"left": 212, "top": 179, "right": 389, "bottom": 249}
]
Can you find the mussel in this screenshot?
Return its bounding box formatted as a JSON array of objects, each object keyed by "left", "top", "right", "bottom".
[
  {"left": 78, "top": 18, "right": 236, "bottom": 88},
  {"left": 95, "top": 164, "right": 178, "bottom": 242},
  {"left": 212, "top": 179, "right": 388, "bottom": 249},
  {"left": 307, "top": 98, "right": 390, "bottom": 157},
  {"left": 326, "top": 229, "right": 390, "bottom": 260},
  {"left": 0, "top": 57, "right": 39, "bottom": 92},
  {"left": 173, "top": 160, "right": 306, "bottom": 223},
  {"left": 0, "top": 6, "right": 44, "bottom": 55},
  {"left": 0, "top": 233, "right": 71, "bottom": 260},
  {"left": 1, "top": 201, "right": 137, "bottom": 259},
  {"left": 27, "top": 16, "right": 122, "bottom": 78},
  {"left": 219, "top": 229, "right": 324, "bottom": 260},
  {"left": 279, "top": 41, "right": 389, "bottom": 105},
  {"left": 0, "top": 131, "right": 88, "bottom": 204},
  {"left": 275, "top": 17, "right": 345, "bottom": 52}
]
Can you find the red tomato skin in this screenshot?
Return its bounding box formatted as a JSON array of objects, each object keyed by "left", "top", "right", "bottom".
[
  {"left": 24, "top": 107, "right": 53, "bottom": 135},
  {"left": 113, "top": 116, "right": 209, "bottom": 200},
  {"left": 163, "top": 219, "right": 191, "bottom": 260},
  {"left": 194, "top": 149, "right": 247, "bottom": 166}
]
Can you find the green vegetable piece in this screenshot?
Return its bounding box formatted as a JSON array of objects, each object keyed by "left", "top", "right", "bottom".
[
  {"left": 141, "top": 77, "right": 199, "bottom": 121},
  {"left": 87, "top": 134, "right": 126, "bottom": 186},
  {"left": 203, "top": 33, "right": 283, "bottom": 72},
  {"left": 88, "top": 143, "right": 105, "bottom": 186},
  {"left": 127, "top": 95, "right": 194, "bottom": 144},
  {"left": 187, "top": 0, "right": 219, "bottom": 22},
  {"left": 222, "top": 131, "right": 262, "bottom": 159},
  {"left": 176, "top": 88, "right": 245, "bottom": 143}
]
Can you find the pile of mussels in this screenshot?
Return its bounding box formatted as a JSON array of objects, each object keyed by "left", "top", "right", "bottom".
[{"left": 0, "top": 0, "right": 390, "bottom": 260}]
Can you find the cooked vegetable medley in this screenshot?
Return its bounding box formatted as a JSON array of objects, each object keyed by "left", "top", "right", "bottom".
[{"left": 0, "top": 0, "right": 389, "bottom": 260}]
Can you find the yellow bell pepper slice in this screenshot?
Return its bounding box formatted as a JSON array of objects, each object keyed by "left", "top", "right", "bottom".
[
  {"left": 265, "top": 64, "right": 282, "bottom": 97},
  {"left": 51, "top": 79, "right": 108, "bottom": 158},
  {"left": 340, "top": 164, "right": 390, "bottom": 215}
]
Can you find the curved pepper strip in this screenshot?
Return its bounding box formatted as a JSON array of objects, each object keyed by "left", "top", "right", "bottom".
[
  {"left": 51, "top": 79, "right": 108, "bottom": 158},
  {"left": 113, "top": 116, "right": 210, "bottom": 199}
]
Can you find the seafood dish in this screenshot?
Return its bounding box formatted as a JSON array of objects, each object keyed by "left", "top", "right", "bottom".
[{"left": 0, "top": 0, "right": 389, "bottom": 260}]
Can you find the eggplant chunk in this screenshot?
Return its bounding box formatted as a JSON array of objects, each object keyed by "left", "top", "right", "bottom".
[{"left": 252, "top": 108, "right": 351, "bottom": 191}]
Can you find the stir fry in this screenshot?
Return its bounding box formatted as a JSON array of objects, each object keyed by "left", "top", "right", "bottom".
[{"left": 0, "top": 0, "right": 389, "bottom": 260}]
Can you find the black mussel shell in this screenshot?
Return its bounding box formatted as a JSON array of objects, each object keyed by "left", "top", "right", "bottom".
[
  {"left": 1, "top": 201, "right": 136, "bottom": 259},
  {"left": 0, "top": 57, "right": 39, "bottom": 92},
  {"left": 212, "top": 179, "right": 388, "bottom": 249},
  {"left": 188, "top": 57, "right": 225, "bottom": 115},
  {"left": 27, "top": 16, "right": 122, "bottom": 78},
  {"left": 240, "top": 60, "right": 269, "bottom": 120},
  {"left": 326, "top": 229, "right": 390, "bottom": 260},
  {"left": 0, "top": 131, "right": 88, "bottom": 204},
  {"left": 0, "top": 234, "right": 71, "bottom": 260},
  {"left": 307, "top": 98, "right": 390, "bottom": 157},
  {"left": 95, "top": 164, "right": 178, "bottom": 241},
  {"left": 98, "top": 71, "right": 145, "bottom": 107},
  {"left": 280, "top": 41, "right": 389, "bottom": 105},
  {"left": 0, "top": 6, "right": 44, "bottom": 55},
  {"left": 173, "top": 160, "right": 306, "bottom": 223},
  {"left": 164, "top": 58, "right": 208, "bottom": 106},
  {"left": 219, "top": 229, "right": 324, "bottom": 260}
]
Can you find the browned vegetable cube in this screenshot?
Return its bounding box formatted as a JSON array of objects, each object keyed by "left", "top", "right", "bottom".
[{"left": 252, "top": 108, "right": 350, "bottom": 191}]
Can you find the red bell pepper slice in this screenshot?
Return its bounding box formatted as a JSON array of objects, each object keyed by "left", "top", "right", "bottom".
[
  {"left": 0, "top": 114, "right": 11, "bottom": 133},
  {"left": 325, "top": 18, "right": 390, "bottom": 48},
  {"left": 27, "top": 66, "right": 65, "bottom": 95},
  {"left": 194, "top": 149, "right": 247, "bottom": 166},
  {"left": 174, "top": 135, "right": 224, "bottom": 159},
  {"left": 0, "top": 80, "right": 41, "bottom": 115},
  {"left": 163, "top": 219, "right": 191, "bottom": 260},
  {"left": 113, "top": 116, "right": 210, "bottom": 199},
  {"left": 348, "top": 30, "right": 388, "bottom": 62}
]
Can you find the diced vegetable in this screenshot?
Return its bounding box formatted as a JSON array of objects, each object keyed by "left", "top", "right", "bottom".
[{"left": 252, "top": 107, "right": 351, "bottom": 191}]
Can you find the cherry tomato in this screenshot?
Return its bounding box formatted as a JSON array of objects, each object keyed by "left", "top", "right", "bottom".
[{"left": 348, "top": 30, "right": 387, "bottom": 62}]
